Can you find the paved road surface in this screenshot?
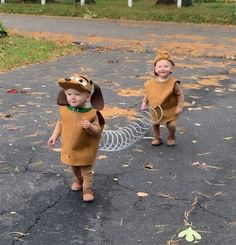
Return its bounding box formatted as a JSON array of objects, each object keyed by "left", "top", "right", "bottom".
[{"left": 0, "top": 14, "right": 236, "bottom": 245}]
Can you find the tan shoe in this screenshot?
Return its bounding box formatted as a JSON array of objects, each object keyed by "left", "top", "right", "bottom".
[
  {"left": 152, "top": 138, "right": 162, "bottom": 146},
  {"left": 167, "top": 138, "right": 176, "bottom": 146},
  {"left": 71, "top": 181, "right": 82, "bottom": 192},
  {"left": 83, "top": 192, "right": 94, "bottom": 202}
]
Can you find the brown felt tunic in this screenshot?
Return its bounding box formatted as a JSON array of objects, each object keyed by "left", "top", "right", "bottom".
[
  {"left": 144, "top": 77, "right": 183, "bottom": 124},
  {"left": 59, "top": 106, "right": 102, "bottom": 166}
]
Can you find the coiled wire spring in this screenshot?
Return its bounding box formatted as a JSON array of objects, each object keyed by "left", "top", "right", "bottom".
[{"left": 99, "top": 106, "right": 163, "bottom": 151}]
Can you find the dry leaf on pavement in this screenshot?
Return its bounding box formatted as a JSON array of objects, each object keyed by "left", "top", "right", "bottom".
[
  {"left": 144, "top": 163, "right": 154, "bottom": 169},
  {"left": 222, "top": 137, "right": 233, "bottom": 140},
  {"left": 137, "top": 192, "right": 149, "bottom": 197},
  {"left": 97, "top": 155, "right": 107, "bottom": 160},
  {"left": 51, "top": 148, "right": 61, "bottom": 152}
]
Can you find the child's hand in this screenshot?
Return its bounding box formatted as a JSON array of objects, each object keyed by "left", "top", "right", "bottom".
[
  {"left": 175, "top": 106, "right": 183, "bottom": 115},
  {"left": 141, "top": 102, "right": 147, "bottom": 110},
  {"left": 48, "top": 136, "right": 57, "bottom": 146},
  {"left": 82, "top": 117, "right": 91, "bottom": 129}
]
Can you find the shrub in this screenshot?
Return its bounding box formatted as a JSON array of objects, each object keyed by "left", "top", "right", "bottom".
[
  {"left": 0, "top": 22, "right": 8, "bottom": 38},
  {"left": 182, "top": 0, "right": 193, "bottom": 6}
]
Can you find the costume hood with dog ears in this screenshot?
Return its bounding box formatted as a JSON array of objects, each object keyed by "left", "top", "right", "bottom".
[
  {"left": 57, "top": 73, "right": 104, "bottom": 111},
  {"left": 155, "top": 51, "right": 175, "bottom": 66}
]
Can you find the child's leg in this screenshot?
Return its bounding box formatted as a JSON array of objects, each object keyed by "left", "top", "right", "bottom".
[
  {"left": 80, "top": 165, "right": 94, "bottom": 202},
  {"left": 71, "top": 166, "right": 83, "bottom": 191},
  {"left": 166, "top": 120, "right": 176, "bottom": 146},
  {"left": 152, "top": 124, "right": 162, "bottom": 146}
]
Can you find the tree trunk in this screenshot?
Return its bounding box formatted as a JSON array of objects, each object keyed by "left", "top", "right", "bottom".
[
  {"left": 85, "top": 0, "right": 96, "bottom": 3},
  {"left": 155, "top": 0, "right": 175, "bottom": 5}
]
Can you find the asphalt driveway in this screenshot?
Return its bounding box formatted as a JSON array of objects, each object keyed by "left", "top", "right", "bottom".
[{"left": 0, "top": 14, "right": 236, "bottom": 245}]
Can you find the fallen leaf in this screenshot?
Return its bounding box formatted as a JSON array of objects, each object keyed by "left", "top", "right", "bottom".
[
  {"left": 107, "top": 59, "right": 119, "bottom": 64},
  {"left": 214, "top": 192, "right": 225, "bottom": 196},
  {"left": 192, "top": 162, "right": 200, "bottom": 166},
  {"left": 133, "top": 148, "right": 144, "bottom": 152},
  {"left": 228, "top": 221, "right": 236, "bottom": 227},
  {"left": 214, "top": 89, "right": 224, "bottom": 93},
  {"left": 30, "top": 92, "right": 48, "bottom": 95},
  {"left": 6, "top": 126, "right": 19, "bottom": 131},
  {"left": 188, "top": 107, "right": 202, "bottom": 111},
  {"left": 222, "top": 137, "right": 233, "bottom": 140},
  {"left": 97, "top": 155, "right": 107, "bottom": 160},
  {"left": 0, "top": 112, "right": 11, "bottom": 118},
  {"left": 84, "top": 225, "right": 96, "bottom": 232},
  {"left": 7, "top": 89, "right": 19, "bottom": 94},
  {"left": 144, "top": 163, "right": 154, "bottom": 169},
  {"left": 178, "top": 226, "right": 201, "bottom": 242},
  {"left": 137, "top": 192, "right": 149, "bottom": 197},
  {"left": 203, "top": 105, "right": 215, "bottom": 109},
  {"left": 51, "top": 148, "right": 61, "bottom": 152}
]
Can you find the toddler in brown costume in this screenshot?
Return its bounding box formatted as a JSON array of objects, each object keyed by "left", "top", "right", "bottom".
[
  {"left": 141, "top": 51, "right": 184, "bottom": 146},
  {"left": 48, "top": 73, "right": 105, "bottom": 202}
]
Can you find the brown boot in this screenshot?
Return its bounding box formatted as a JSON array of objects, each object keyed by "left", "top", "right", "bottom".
[
  {"left": 71, "top": 177, "right": 83, "bottom": 192},
  {"left": 167, "top": 124, "right": 176, "bottom": 146},
  {"left": 152, "top": 138, "right": 162, "bottom": 146},
  {"left": 152, "top": 124, "right": 162, "bottom": 146},
  {"left": 83, "top": 191, "right": 94, "bottom": 202}
]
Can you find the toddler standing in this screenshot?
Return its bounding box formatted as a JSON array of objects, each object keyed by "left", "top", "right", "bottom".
[
  {"left": 48, "top": 73, "right": 105, "bottom": 202},
  {"left": 141, "top": 51, "right": 184, "bottom": 146}
]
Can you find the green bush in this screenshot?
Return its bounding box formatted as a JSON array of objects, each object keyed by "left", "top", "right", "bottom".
[
  {"left": 0, "top": 22, "right": 8, "bottom": 38},
  {"left": 182, "top": 0, "right": 193, "bottom": 6}
]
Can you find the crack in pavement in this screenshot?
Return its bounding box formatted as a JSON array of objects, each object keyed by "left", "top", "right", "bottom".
[
  {"left": 197, "top": 203, "right": 234, "bottom": 223},
  {"left": 11, "top": 193, "right": 64, "bottom": 245}
]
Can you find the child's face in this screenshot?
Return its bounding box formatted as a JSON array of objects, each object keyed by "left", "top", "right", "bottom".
[
  {"left": 154, "top": 60, "right": 173, "bottom": 78},
  {"left": 65, "top": 88, "right": 90, "bottom": 107}
]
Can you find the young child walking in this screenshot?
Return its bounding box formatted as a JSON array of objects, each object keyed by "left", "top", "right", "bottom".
[
  {"left": 141, "top": 51, "right": 184, "bottom": 146},
  {"left": 48, "top": 73, "right": 105, "bottom": 202}
]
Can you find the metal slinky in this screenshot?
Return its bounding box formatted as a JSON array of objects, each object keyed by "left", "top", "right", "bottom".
[{"left": 99, "top": 106, "right": 163, "bottom": 151}]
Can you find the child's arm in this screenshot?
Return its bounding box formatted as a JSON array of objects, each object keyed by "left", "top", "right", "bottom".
[
  {"left": 82, "top": 116, "right": 101, "bottom": 136},
  {"left": 174, "top": 82, "right": 184, "bottom": 114},
  {"left": 141, "top": 93, "right": 148, "bottom": 110},
  {"left": 48, "top": 118, "right": 62, "bottom": 145}
]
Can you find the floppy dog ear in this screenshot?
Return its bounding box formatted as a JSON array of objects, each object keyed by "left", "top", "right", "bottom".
[
  {"left": 90, "top": 83, "right": 104, "bottom": 111},
  {"left": 57, "top": 89, "right": 69, "bottom": 106}
]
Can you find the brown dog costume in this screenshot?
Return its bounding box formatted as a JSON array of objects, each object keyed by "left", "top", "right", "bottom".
[
  {"left": 143, "top": 52, "right": 184, "bottom": 146},
  {"left": 52, "top": 73, "right": 105, "bottom": 201}
]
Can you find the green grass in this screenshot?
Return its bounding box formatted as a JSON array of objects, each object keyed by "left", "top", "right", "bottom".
[
  {"left": 0, "top": 0, "right": 235, "bottom": 25},
  {"left": 0, "top": 34, "right": 80, "bottom": 71}
]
